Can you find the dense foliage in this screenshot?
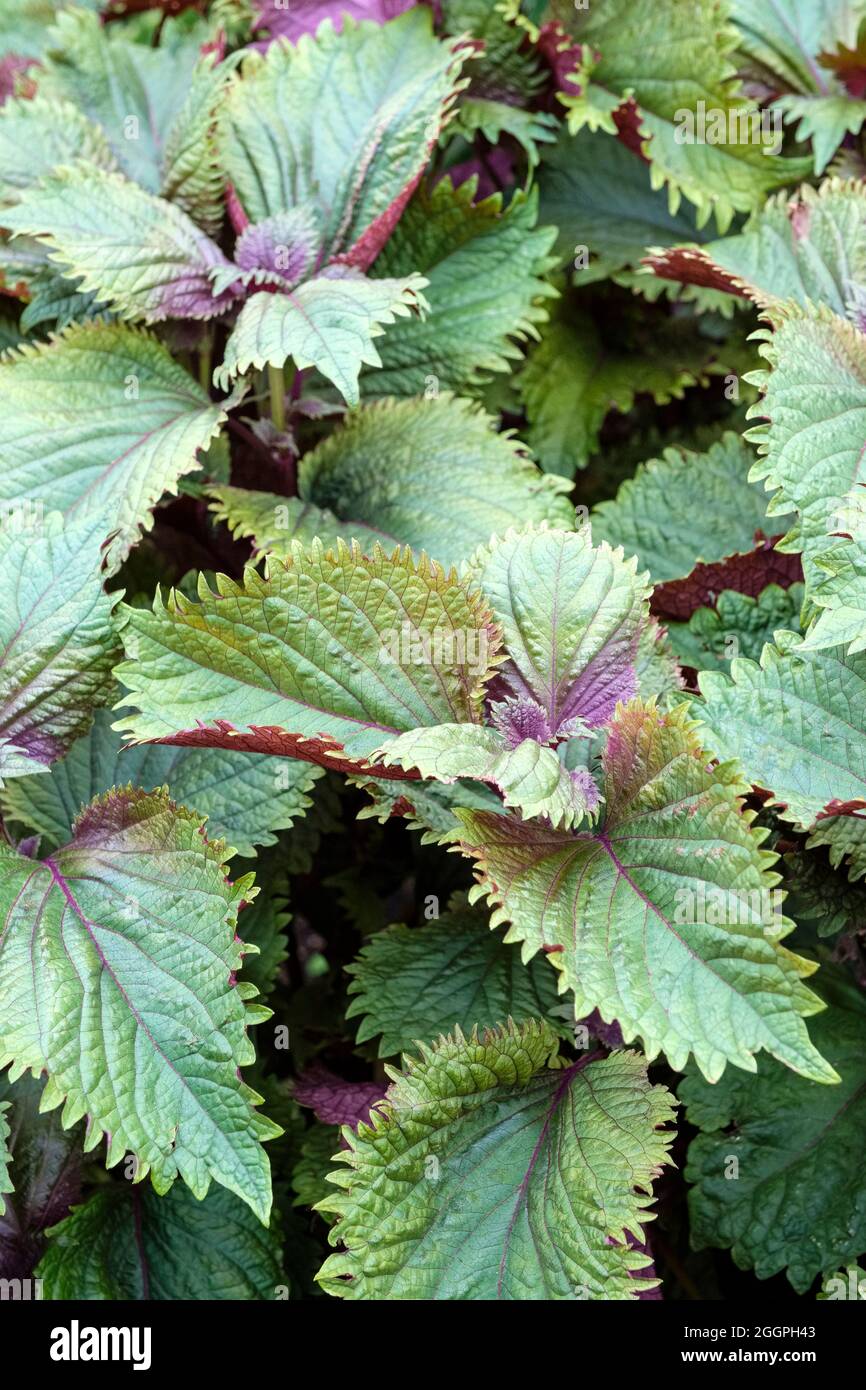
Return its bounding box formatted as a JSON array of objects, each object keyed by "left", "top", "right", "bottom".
[{"left": 0, "top": 0, "right": 865, "bottom": 1304}]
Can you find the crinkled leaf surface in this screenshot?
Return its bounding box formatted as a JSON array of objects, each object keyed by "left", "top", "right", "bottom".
[
  {"left": 745, "top": 304, "right": 866, "bottom": 560},
  {"left": 37, "top": 1182, "right": 285, "bottom": 1300},
  {"left": 801, "top": 533, "right": 866, "bottom": 656},
  {"left": 646, "top": 181, "right": 866, "bottom": 317},
  {"left": 375, "top": 722, "right": 600, "bottom": 829},
  {"left": 467, "top": 526, "right": 650, "bottom": 733},
  {"left": 0, "top": 0, "right": 100, "bottom": 59},
  {"left": 209, "top": 486, "right": 384, "bottom": 556},
  {"left": 807, "top": 810, "right": 866, "bottom": 882},
  {"left": 0, "top": 94, "right": 116, "bottom": 206},
  {"left": 352, "top": 770, "right": 507, "bottom": 845},
  {"left": 37, "top": 8, "right": 214, "bottom": 196},
  {"left": 318, "top": 1025, "right": 674, "bottom": 1299},
  {"left": 457, "top": 700, "right": 835, "bottom": 1083},
  {"left": 346, "top": 898, "right": 564, "bottom": 1056},
  {"left": 667, "top": 584, "right": 805, "bottom": 676},
  {"left": 219, "top": 8, "right": 465, "bottom": 263},
  {"left": 0, "top": 512, "right": 119, "bottom": 781},
  {"left": 591, "top": 433, "right": 794, "bottom": 584},
  {"left": 115, "top": 541, "right": 498, "bottom": 774},
  {"left": 233, "top": 846, "right": 291, "bottom": 999},
  {"left": 519, "top": 306, "right": 713, "bottom": 478},
  {"left": 538, "top": 124, "right": 709, "bottom": 279},
  {"left": 160, "top": 50, "right": 237, "bottom": 238},
  {"left": 559, "top": 0, "right": 811, "bottom": 232},
  {"left": 215, "top": 270, "right": 428, "bottom": 406},
  {"left": 294, "top": 1064, "right": 386, "bottom": 1131},
  {"left": 0, "top": 707, "right": 320, "bottom": 858},
  {"left": 0, "top": 322, "right": 233, "bottom": 570},
  {"left": 2, "top": 164, "right": 239, "bottom": 323},
  {"left": 699, "top": 632, "right": 866, "bottom": 828},
  {"left": 366, "top": 181, "right": 557, "bottom": 397},
  {"left": 297, "top": 396, "right": 573, "bottom": 567},
  {"left": 0, "top": 788, "right": 279, "bottom": 1220},
  {"left": 682, "top": 965, "right": 866, "bottom": 1292}
]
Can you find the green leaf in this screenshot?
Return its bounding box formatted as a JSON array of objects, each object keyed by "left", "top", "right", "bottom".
[
  {"left": 0, "top": 321, "right": 233, "bottom": 571},
  {"left": 667, "top": 584, "right": 806, "bottom": 675},
  {"left": 345, "top": 897, "right": 564, "bottom": 1056},
  {"left": 451, "top": 97, "right": 557, "bottom": 168},
  {"left": 297, "top": 395, "right": 573, "bottom": 567},
  {"left": 559, "top": 0, "right": 811, "bottom": 232},
  {"left": 2, "top": 165, "right": 239, "bottom": 324},
  {"left": 537, "top": 124, "right": 710, "bottom": 278},
  {"left": 0, "top": 94, "right": 116, "bottom": 206},
  {"left": 519, "top": 306, "right": 713, "bottom": 477},
  {"left": 114, "top": 541, "right": 499, "bottom": 774},
  {"left": 375, "top": 722, "right": 599, "bottom": 829},
  {"left": 807, "top": 812, "right": 866, "bottom": 883},
  {"left": 351, "top": 772, "right": 507, "bottom": 845},
  {"left": 699, "top": 632, "right": 866, "bottom": 828},
  {"left": 214, "top": 271, "right": 428, "bottom": 407},
  {"left": 648, "top": 180, "right": 866, "bottom": 316},
  {"left": 591, "top": 432, "right": 793, "bottom": 584},
  {"left": 635, "top": 616, "right": 685, "bottom": 701},
  {"left": 442, "top": 0, "right": 546, "bottom": 106},
  {"left": 0, "top": 512, "right": 120, "bottom": 784},
  {"left": 730, "top": 0, "right": 866, "bottom": 174},
  {"left": 209, "top": 486, "right": 384, "bottom": 556},
  {"left": 292, "top": 1123, "right": 340, "bottom": 1215},
  {"left": 37, "top": 1183, "right": 285, "bottom": 1300},
  {"left": 366, "top": 181, "right": 557, "bottom": 397},
  {"left": 0, "top": 0, "right": 100, "bottom": 60},
  {"left": 745, "top": 302, "right": 866, "bottom": 559},
  {"left": 0, "top": 787, "right": 279, "bottom": 1220},
  {"left": 160, "top": 50, "right": 236, "bottom": 237},
  {"left": 777, "top": 94, "right": 866, "bottom": 174},
  {"left": 318, "top": 1028, "right": 675, "bottom": 1300},
  {"left": 682, "top": 965, "right": 866, "bottom": 1292},
  {"left": 38, "top": 7, "right": 213, "bottom": 196},
  {"left": 467, "top": 525, "right": 650, "bottom": 732},
  {"left": 457, "top": 699, "right": 835, "bottom": 1083},
  {"left": 798, "top": 495, "right": 866, "bottom": 655},
  {"left": 0, "top": 1102, "right": 11, "bottom": 1218},
  {"left": 218, "top": 8, "right": 466, "bottom": 258},
  {"left": 233, "top": 846, "right": 291, "bottom": 999},
  {"left": 18, "top": 265, "right": 107, "bottom": 334},
  {"left": 730, "top": 0, "right": 861, "bottom": 93},
  {"left": 0, "top": 707, "right": 320, "bottom": 858}
]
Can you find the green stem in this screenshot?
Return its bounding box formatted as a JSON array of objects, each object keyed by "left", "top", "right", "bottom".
[
  {"left": 198, "top": 335, "right": 213, "bottom": 394},
  {"left": 268, "top": 362, "right": 287, "bottom": 433}
]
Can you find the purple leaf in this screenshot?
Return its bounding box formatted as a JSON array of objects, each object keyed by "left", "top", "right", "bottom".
[
  {"left": 234, "top": 206, "right": 323, "bottom": 289},
  {"left": 578, "top": 1009, "right": 625, "bottom": 1051},
  {"left": 0, "top": 1076, "right": 82, "bottom": 1281},
  {"left": 553, "top": 639, "right": 640, "bottom": 731},
  {"left": 252, "top": 0, "right": 416, "bottom": 45},
  {"left": 0, "top": 55, "right": 37, "bottom": 106},
  {"left": 294, "top": 1064, "right": 387, "bottom": 1132},
  {"left": 490, "top": 696, "right": 553, "bottom": 747}
]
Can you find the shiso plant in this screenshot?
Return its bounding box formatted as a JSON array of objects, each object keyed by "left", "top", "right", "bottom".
[{"left": 0, "top": 0, "right": 865, "bottom": 1304}]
